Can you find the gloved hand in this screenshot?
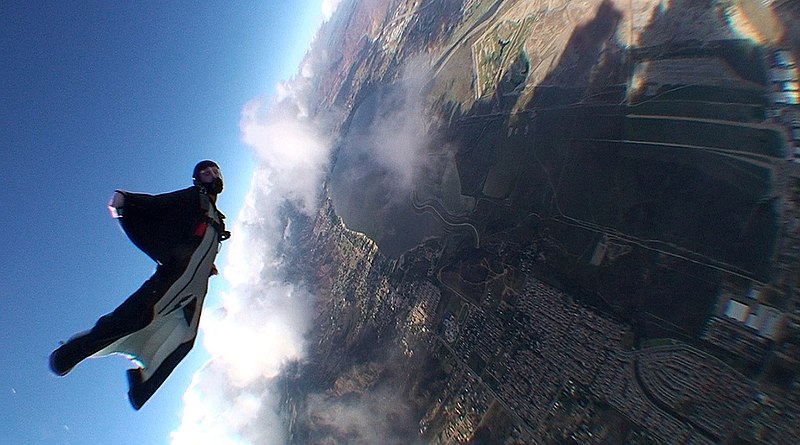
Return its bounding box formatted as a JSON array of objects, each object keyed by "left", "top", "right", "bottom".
[{"left": 108, "top": 191, "right": 125, "bottom": 218}]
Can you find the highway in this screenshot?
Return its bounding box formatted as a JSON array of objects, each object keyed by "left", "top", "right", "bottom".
[{"left": 411, "top": 191, "right": 481, "bottom": 248}]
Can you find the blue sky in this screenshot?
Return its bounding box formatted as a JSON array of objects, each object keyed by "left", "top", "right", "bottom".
[{"left": 1, "top": 2, "right": 330, "bottom": 444}]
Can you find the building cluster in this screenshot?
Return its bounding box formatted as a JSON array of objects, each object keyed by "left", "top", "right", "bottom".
[
  {"left": 768, "top": 50, "right": 799, "bottom": 106},
  {"left": 736, "top": 384, "right": 800, "bottom": 444},
  {"left": 411, "top": 252, "right": 781, "bottom": 444},
  {"left": 450, "top": 303, "right": 503, "bottom": 370},
  {"left": 307, "top": 198, "right": 392, "bottom": 351},
  {"left": 702, "top": 287, "right": 783, "bottom": 365},
  {"left": 766, "top": 49, "right": 800, "bottom": 161},
  {"left": 593, "top": 351, "right": 715, "bottom": 445},
  {"left": 767, "top": 42, "right": 800, "bottom": 371},
  {"left": 414, "top": 246, "right": 677, "bottom": 443},
  {"left": 482, "top": 277, "right": 625, "bottom": 428},
  {"left": 636, "top": 344, "right": 753, "bottom": 439},
  {"left": 406, "top": 282, "right": 442, "bottom": 330},
  {"left": 722, "top": 299, "right": 783, "bottom": 339},
  {"left": 399, "top": 281, "right": 443, "bottom": 356},
  {"left": 427, "top": 365, "right": 493, "bottom": 445}
]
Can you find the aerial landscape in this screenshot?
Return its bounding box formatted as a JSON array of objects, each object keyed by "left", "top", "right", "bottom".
[{"left": 264, "top": 0, "right": 800, "bottom": 443}]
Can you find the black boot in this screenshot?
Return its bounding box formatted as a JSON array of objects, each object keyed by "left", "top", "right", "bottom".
[{"left": 49, "top": 335, "right": 92, "bottom": 376}]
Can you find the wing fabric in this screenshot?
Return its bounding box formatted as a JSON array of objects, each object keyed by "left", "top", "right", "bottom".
[
  {"left": 118, "top": 187, "right": 204, "bottom": 264},
  {"left": 95, "top": 193, "right": 220, "bottom": 409}
]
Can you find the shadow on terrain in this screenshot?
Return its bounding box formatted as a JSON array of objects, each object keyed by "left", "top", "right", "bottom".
[{"left": 442, "top": 0, "right": 780, "bottom": 338}]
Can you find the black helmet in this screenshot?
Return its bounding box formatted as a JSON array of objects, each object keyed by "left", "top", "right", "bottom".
[{"left": 192, "top": 160, "right": 223, "bottom": 194}]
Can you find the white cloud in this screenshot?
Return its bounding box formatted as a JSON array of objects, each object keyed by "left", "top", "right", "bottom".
[
  {"left": 321, "top": 0, "right": 343, "bottom": 20},
  {"left": 171, "top": 361, "right": 285, "bottom": 445},
  {"left": 303, "top": 386, "right": 418, "bottom": 445},
  {"left": 240, "top": 109, "right": 328, "bottom": 213},
  {"left": 336, "top": 58, "right": 434, "bottom": 200},
  {"left": 171, "top": 62, "right": 330, "bottom": 445}
]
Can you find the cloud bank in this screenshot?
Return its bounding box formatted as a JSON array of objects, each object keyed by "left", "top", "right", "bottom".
[
  {"left": 170, "top": 54, "right": 330, "bottom": 445},
  {"left": 343, "top": 59, "right": 432, "bottom": 196},
  {"left": 303, "top": 387, "right": 416, "bottom": 445},
  {"left": 321, "top": 0, "right": 344, "bottom": 21},
  {"left": 295, "top": 352, "right": 427, "bottom": 445}
]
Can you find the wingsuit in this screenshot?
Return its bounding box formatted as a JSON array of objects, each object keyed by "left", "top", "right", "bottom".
[{"left": 49, "top": 160, "right": 230, "bottom": 410}]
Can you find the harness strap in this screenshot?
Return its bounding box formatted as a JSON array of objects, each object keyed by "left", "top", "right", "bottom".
[{"left": 198, "top": 191, "right": 230, "bottom": 242}]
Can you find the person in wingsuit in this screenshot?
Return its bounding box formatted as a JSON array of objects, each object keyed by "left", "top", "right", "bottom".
[{"left": 49, "top": 160, "right": 231, "bottom": 410}]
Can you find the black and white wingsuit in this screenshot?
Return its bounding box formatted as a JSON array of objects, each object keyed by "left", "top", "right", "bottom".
[{"left": 49, "top": 160, "right": 230, "bottom": 410}]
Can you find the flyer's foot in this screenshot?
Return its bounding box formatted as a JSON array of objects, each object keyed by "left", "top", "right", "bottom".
[{"left": 49, "top": 337, "right": 90, "bottom": 376}]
